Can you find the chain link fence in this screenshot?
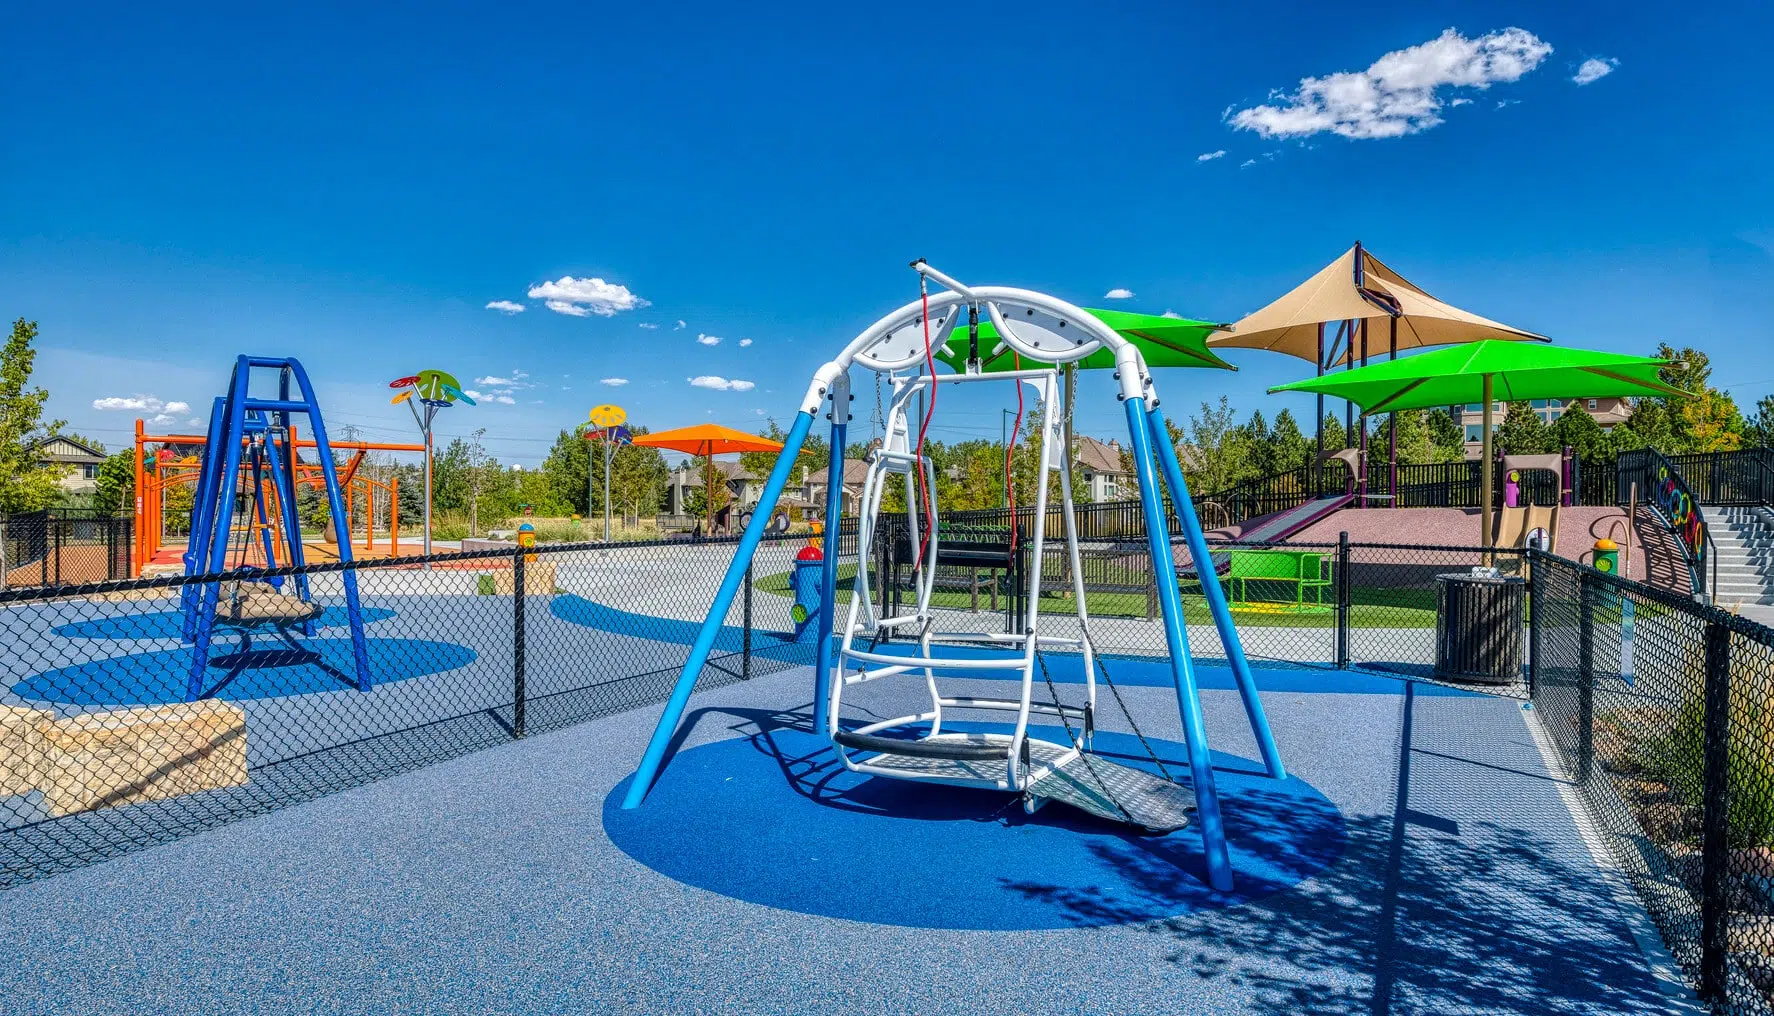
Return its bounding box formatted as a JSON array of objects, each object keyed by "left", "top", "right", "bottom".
[
  {"left": 1529, "top": 548, "right": 1774, "bottom": 1013},
  {"left": 9, "top": 521, "right": 1774, "bottom": 1013}
]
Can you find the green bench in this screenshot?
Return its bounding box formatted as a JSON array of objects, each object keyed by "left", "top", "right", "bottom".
[{"left": 1225, "top": 548, "right": 1333, "bottom": 614}]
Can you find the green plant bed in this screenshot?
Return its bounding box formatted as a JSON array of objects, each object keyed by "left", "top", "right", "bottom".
[{"left": 753, "top": 566, "right": 1439, "bottom": 628}]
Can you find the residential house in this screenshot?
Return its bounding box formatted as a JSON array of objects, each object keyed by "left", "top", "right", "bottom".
[
  {"left": 1453, "top": 397, "right": 1634, "bottom": 459},
  {"left": 664, "top": 460, "right": 771, "bottom": 516},
  {"left": 1073, "top": 436, "right": 1130, "bottom": 502},
  {"left": 28, "top": 436, "right": 106, "bottom": 494},
  {"left": 801, "top": 460, "right": 871, "bottom": 515}
]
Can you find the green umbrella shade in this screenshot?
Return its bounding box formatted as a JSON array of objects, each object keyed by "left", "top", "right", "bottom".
[
  {"left": 935, "top": 308, "right": 1236, "bottom": 373},
  {"left": 1266, "top": 340, "right": 1692, "bottom": 413}
]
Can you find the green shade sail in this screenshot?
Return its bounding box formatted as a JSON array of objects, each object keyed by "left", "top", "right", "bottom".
[
  {"left": 935, "top": 308, "right": 1236, "bottom": 373},
  {"left": 1266, "top": 339, "right": 1691, "bottom": 413}
]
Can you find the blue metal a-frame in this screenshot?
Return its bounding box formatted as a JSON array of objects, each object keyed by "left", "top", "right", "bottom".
[{"left": 179, "top": 356, "right": 372, "bottom": 702}]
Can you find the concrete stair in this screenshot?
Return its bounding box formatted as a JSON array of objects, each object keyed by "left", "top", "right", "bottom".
[{"left": 1702, "top": 506, "right": 1774, "bottom": 617}]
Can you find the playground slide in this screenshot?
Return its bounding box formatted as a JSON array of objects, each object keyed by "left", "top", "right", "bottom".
[
  {"left": 1178, "top": 493, "right": 1354, "bottom": 578},
  {"left": 1494, "top": 503, "right": 1559, "bottom": 553}
]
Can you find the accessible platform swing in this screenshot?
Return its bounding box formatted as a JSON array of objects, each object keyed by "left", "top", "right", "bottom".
[
  {"left": 180, "top": 356, "right": 372, "bottom": 702},
  {"left": 622, "top": 262, "right": 1286, "bottom": 892}
]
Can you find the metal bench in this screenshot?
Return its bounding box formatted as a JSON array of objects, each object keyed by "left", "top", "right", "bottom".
[{"left": 1225, "top": 548, "right": 1333, "bottom": 613}]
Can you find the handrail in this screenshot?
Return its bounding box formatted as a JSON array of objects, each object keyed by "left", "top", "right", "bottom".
[{"left": 1619, "top": 447, "right": 1713, "bottom": 602}]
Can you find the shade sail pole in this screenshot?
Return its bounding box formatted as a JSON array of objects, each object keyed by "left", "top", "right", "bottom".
[
  {"left": 1388, "top": 316, "right": 1398, "bottom": 499},
  {"left": 1481, "top": 374, "right": 1495, "bottom": 550},
  {"left": 622, "top": 409, "right": 816, "bottom": 809},
  {"left": 1315, "top": 322, "right": 1325, "bottom": 485},
  {"left": 1357, "top": 319, "right": 1369, "bottom": 505}
]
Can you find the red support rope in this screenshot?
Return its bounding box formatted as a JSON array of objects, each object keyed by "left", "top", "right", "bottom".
[
  {"left": 913, "top": 280, "right": 940, "bottom": 569},
  {"left": 1004, "top": 353, "right": 1026, "bottom": 553}
]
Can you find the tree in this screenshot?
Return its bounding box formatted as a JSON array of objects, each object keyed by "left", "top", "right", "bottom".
[
  {"left": 1496, "top": 402, "right": 1552, "bottom": 456},
  {"left": 1748, "top": 395, "right": 1774, "bottom": 449},
  {"left": 1548, "top": 405, "right": 1611, "bottom": 464},
  {"left": 0, "top": 318, "right": 67, "bottom": 513},
  {"left": 1681, "top": 391, "right": 1745, "bottom": 452},
  {"left": 1613, "top": 399, "right": 1675, "bottom": 453},
  {"left": 1426, "top": 409, "right": 1464, "bottom": 463},
  {"left": 1270, "top": 409, "right": 1310, "bottom": 472},
  {"left": 464, "top": 427, "right": 490, "bottom": 537},
  {"left": 608, "top": 429, "right": 668, "bottom": 521},
  {"left": 1318, "top": 414, "right": 1347, "bottom": 457},
  {"left": 540, "top": 429, "right": 591, "bottom": 514},
  {"left": 1184, "top": 396, "right": 1244, "bottom": 495},
  {"left": 92, "top": 449, "right": 136, "bottom": 515}
]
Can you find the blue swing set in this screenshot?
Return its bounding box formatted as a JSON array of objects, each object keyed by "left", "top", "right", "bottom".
[{"left": 179, "top": 356, "right": 372, "bottom": 702}]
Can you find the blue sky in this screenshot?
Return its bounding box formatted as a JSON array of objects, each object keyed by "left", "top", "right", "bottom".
[{"left": 3, "top": 2, "right": 1770, "bottom": 465}]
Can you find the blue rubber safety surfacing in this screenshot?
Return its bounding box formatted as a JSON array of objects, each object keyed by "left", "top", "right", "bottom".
[
  {"left": 51, "top": 605, "right": 397, "bottom": 640},
  {"left": 605, "top": 720, "right": 1346, "bottom": 930},
  {"left": 12, "top": 638, "right": 477, "bottom": 707}
]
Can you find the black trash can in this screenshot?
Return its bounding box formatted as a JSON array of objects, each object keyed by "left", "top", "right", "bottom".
[{"left": 1434, "top": 573, "right": 1526, "bottom": 685}]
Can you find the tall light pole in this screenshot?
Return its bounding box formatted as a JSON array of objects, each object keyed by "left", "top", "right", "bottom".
[
  {"left": 390, "top": 368, "right": 474, "bottom": 562},
  {"left": 580, "top": 404, "right": 628, "bottom": 541}
]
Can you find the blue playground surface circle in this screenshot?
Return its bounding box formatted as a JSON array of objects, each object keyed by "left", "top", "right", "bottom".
[
  {"left": 52, "top": 605, "right": 397, "bottom": 640},
  {"left": 13, "top": 638, "right": 477, "bottom": 707},
  {"left": 604, "top": 722, "right": 1346, "bottom": 930}
]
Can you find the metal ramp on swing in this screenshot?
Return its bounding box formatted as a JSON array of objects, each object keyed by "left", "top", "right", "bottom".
[{"left": 831, "top": 729, "right": 1195, "bottom": 833}]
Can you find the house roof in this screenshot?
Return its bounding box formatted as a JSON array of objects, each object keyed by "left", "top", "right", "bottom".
[
  {"left": 1074, "top": 436, "right": 1126, "bottom": 475},
  {"left": 806, "top": 460, "right": 871, "bottom": 488},
  {"left": 28, "top": 436, "right": 106, "bottom": 463}
]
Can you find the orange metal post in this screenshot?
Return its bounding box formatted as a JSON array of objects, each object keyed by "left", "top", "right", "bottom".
[{"left": 133, "top": 419, "right": 146, "bottom": 574}]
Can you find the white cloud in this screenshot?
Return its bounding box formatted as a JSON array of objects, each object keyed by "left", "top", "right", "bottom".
[
  {"left": 674, "top": 320, "right": 687, "bottom": 330},
  {"left": 600, "top": 377, "right": 630, "bottom": 387},
  {"left": 1161, "top": 310, "right": 1185, "bottom": 320},
  {"left": 688, "top": 375, "right": 755, "bottom": 392},
  {"left": 753, "top": 408, "right": 766, "bottom": 416},
  {"left": 147, "top": 413, "right": 175, "bottom": 426},
  {"left": 638, "top": 322, "right": 659, "bottom": 330},
  {"left": 738, "top": 338, "right": 753, "bottom": 347},
  {"left": 1572, "top": 57, "right": 1618, "bottom": 86},
  {"left": 1449, "top": 97, "right": 1473, "bottom": 107},
  {"left": 485, "top": 300, "right": 526, "bottom": 314},
  {"left": 526, "top": 276, "right": 649, "bottom": 317},
  {"left": 491, "top": 395, "right": 516, "bottom": 405},
  {"left": 93, "top": 394, "right": 191, "bottom": 414},
  {"left": 1196, "top": 150, "right": 1226, "bottom": 162},
  {"left": 1103, "top": 288, "right": 1135, "bottom": 300},
  {"left": 1226, "top": 28, "right": 1552, "bottom": 140},
  {"left": 696, "top": 333, "right": 722, "bottom": 346},
  {"left": 1239, "top": 158, "right": 1258, "bottom": 168},
  {"left": 463, "top": 390, "right": 483, "bottom": 400}
]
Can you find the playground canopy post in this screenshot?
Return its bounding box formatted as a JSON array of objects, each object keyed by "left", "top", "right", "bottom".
[
  {"left": 581, "top": 404, "right": 631, "bottom": 541},
  {"left": 388, "top": 369, "right": 475, "bottom": 558}
]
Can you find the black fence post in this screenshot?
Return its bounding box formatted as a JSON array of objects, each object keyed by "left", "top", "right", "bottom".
[
  {"left": 1336, "top": 531, "right": 1351, "bottom": 669},
  {"left": 1577, "top": 570, "right": 1595, "bottom": 783},
  {"left": 513, "top": 548, "right": 527, "bottom": 738},
  {"left": 1700, "top": 617, "right": 1734, "bottom": 1003},
  {"left": 1527, "top": 552, "right": 1543, "bottom": 698},
  {"left": 743, "top": 559, "right": 753, "bottom": 681}
]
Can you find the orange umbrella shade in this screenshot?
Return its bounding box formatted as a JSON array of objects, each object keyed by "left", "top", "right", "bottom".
[{"left": 631, "top": 423, "right": 784, "bottom": 457}]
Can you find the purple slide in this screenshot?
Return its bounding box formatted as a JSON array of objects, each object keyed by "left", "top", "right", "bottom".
[{"left": 1177, "top": 493, "right": 1353, "bottom": 578}]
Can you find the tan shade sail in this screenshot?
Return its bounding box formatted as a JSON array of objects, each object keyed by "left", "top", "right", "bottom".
[{"left": 1209, "top": 244, "right": 1548, "bottom": 366}]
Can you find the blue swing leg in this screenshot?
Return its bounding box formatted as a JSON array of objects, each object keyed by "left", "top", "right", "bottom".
[
  {"left": 1124, "top": 395, "right": 1235, "bottom": 892},
  {"left": 622, "top": 409, "right": 816, "bottom": 809},
  {"left": 1146, "top": 401, "right": 1286, "bottom": 781}
]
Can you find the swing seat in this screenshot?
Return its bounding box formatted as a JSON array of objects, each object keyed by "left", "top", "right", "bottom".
[{"left": 213, "top": 583, "right": 325, "bottom": 629}]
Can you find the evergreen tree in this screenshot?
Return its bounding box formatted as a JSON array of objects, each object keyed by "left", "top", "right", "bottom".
[
  {"left": 1270, "top": 409, "right": 1310, "bottom": 471},
  {"left": 539, "top": 429, "right": 591, "bottom": 513},
  {"left": 1747, "top": 394, "right": 1774, "bottom": 449},
  {"left": 1548, "top": 405, "right": 1611, "bottom": 463},
  {"left": 1613, "top": 399, "right": 1675, "bottom": 452},
  {"left": 1426, "top": 409, "right": 1464, "bottom": 462},
  {"left": 1496, "top": 402, "right": 1552, "bottom": 456}
]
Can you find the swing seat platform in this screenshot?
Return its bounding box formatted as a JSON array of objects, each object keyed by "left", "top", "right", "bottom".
[{"left": 832, "top": 730, "right": 1195, "bottom": 833}]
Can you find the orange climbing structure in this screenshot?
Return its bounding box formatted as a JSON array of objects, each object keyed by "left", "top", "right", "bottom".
[{"left": 132, "top": 419, "right": 425, "bottom": 575}]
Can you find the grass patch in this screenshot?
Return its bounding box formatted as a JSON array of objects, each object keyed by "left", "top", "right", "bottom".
[{"left": 754, "top": 564, "right": 1439, "bottom": 628}]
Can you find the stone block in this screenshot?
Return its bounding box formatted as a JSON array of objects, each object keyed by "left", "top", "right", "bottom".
[
  {"left": 1, "top": 706, "right": 52, "bottom": 797},
  {"left": 38, "top": 700, "right": 248, "bottom": 817},
  {"left": 491, "top": 561, "right": 556, "bottom": 597}
]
